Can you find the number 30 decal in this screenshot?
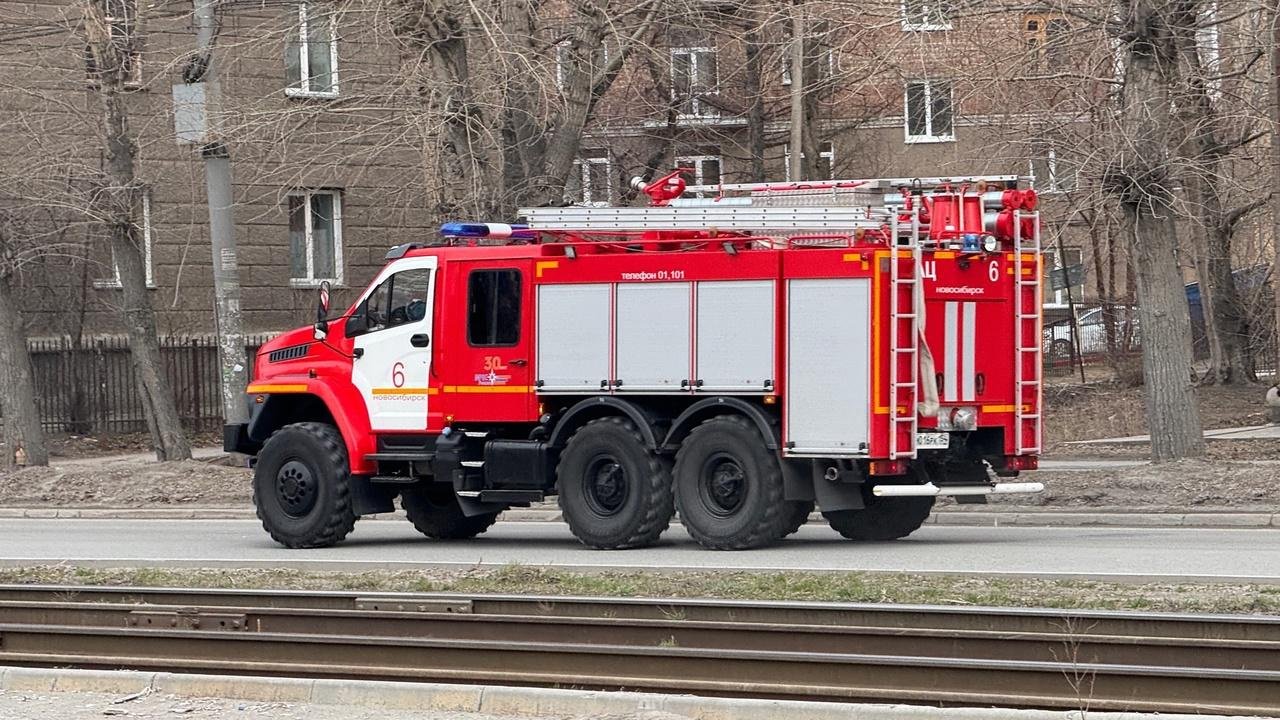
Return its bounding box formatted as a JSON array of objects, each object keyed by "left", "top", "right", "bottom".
[
  {"left": 391, "top": 362, "right": 406, "bottom": 388},
  {"left": 988, "top": 260, "right": 1000, "bottom": 283}
]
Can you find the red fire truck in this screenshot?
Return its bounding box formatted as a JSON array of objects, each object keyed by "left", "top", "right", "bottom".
[{"left": 226, "top": 172, "right": 1045, "bottom": 551}]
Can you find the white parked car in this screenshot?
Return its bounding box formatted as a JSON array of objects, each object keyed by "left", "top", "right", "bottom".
[{"left": 1044, "top": 306, "right": 1140, "bottom": 359}]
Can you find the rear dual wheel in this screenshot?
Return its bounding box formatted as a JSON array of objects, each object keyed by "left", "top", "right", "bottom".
[
  {"left": 674, "top": 415, "right": 789, "bottom": 550},
  {"left": 822, "top": 469, "right": 935, "bottom": 541}
]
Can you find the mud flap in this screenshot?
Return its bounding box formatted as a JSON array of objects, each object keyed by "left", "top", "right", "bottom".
[
  {"left": 810, "top": 461, "right": 867, "bottom": 512},
  {"left": 350, "top": 476, "right": 396, "bottom": 516},
  {"left": 780, "top": 459, "right": 816, "bottom": 502}
]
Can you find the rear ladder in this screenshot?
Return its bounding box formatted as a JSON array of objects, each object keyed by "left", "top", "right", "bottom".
[
  {"left": 1013, "top": 210, "right": 1043, "bottom": 455},
  {"left": 888, "top": 210, "right": 922, "bottom": 459}
]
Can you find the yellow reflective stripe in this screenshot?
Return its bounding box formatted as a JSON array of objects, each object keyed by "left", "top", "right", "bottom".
[
  {"left": 247, "top": 383, "right": 308, "bottom": 394},
  {"left": 371, "top": 387, "right": 436, "bottom": 396},
  {"left": 535, "top": 261, "right": 559, "bottom": 278},
  {"left": 443, "top": 385, "right": 533, "bottom": 394}
]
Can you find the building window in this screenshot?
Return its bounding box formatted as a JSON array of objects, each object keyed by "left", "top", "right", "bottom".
[
  {"left": 1030, "top": 149, "right": 1078, "bottom": 193},
  {"left": 783, "top": 141, "right": 835, "bottom": 181},
  {"left": 286, "top": 2, "right": 338, "bottom": 97},
  {"left": 566, "top": 151, "right": 612, "bottom": 205},
  {"left": 556, "top": 41, "right": 608, "bottom": 90},
  {"left": 84, "top": 0, "right": 143, "bottom": 86},
  {"left": 94, "top": 188, "right": 154, "bottom": 289},
  {"left": 676, "top": 154, "right": 721, "bottom": 195},
  {"left": 467, "top": 269, "right": 522, "bottom": 346},
  {"left": 1043, "top": 246, "right": 1084, "bottom": 308},
  {"left": 1024, "top": 14, "right": 1069, "bottom": 70},
  {"left": 288, "top": 189, "right": 342, "bottom": 285},
  {"left": 780, "top": 38, "right": 835, "bottom": 85},
  {"left": 904, "top": 80, "right": 954, "bottom": 143},
  {"left": 902, "top": 0, "right": 951, "bottom": 31},
  {"left": 671, "top": 47, "right": 718, "bottom": 117}
]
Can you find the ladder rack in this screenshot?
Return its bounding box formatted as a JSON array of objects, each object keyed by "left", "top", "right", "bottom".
[
  {"left": 1013, "top": 210, "right": 1043, "bottom": 455},
  {"left": 520, "top": 205, "right": 885, "bottom": 233},
  {"left": 683, "top": 175, "right": 1031, "bottom": 196}
]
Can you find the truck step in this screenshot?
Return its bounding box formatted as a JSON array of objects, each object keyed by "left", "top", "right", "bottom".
[
  {"left": 367, "top": 452, "right": 435, "bottom": 462},
  {"left": 478, "top": 489, "right": 544, "bottom": 504},
  {"left": 369, "top": 475, "right": 419, "bottom": 485}
]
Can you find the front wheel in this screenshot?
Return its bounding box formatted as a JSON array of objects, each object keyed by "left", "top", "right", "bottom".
[
  {"left": 401, "top": 484, "right": 500, "bottom": 540},
  {"left": 253, "top": 422, "right": 357, "bottom": 548},
  {"left": 674, "top": 415, "right": 788, "bottom": 550}
]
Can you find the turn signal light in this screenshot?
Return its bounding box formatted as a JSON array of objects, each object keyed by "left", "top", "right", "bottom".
[{"left": 868, "top": 460, "right": 908, "bottom": 476}]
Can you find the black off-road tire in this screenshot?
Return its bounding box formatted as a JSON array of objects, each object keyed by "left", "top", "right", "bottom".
[
  {"left": 253, "top": 422, "right": 357, "bottom": 549},
  {"left": 401, "top": 484, "right": 500, "bottom": 540},
  {"left": 557, "top": 417, "right": 675, "bottom": 549},
  {"left": 673, "top": 415, "right": 788, "bottom": 550},
  {"left": 822, "top": 473, "right": 935, "bottom": 542},
  {"left": 781, "top": 500, "right": 815, "bottom": 537}
]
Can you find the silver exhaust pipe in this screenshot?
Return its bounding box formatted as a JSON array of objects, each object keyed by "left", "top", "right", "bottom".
[{"left": 872, "top": 482, "right": 1044, "bottom": 497}]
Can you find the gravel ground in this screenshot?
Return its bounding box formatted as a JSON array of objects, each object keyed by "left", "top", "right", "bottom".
[
  {"left": 0, "top": 459, "right": 250, "bottom": 507},
  {"left": 0, "top": 689, "right": 654, "bottom": 720}
]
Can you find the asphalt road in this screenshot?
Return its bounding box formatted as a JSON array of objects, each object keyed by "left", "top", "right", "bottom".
[{"left": 0, "top": 518, "right": 1277, "bottom": 582}]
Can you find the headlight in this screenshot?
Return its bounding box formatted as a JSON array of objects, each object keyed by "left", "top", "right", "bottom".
[{"left": 982, "top": 234, "right": 999, "bottom": 253}]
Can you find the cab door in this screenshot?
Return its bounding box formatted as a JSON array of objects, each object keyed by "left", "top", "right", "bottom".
[
  {"left": 350, "top": 256, "right": 437, "bottom": 431},
  {"left": 441, "top": 261, "right": 534, "bottom": 422}
]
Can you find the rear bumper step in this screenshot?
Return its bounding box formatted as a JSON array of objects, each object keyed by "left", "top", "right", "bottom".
[{"left": 872, "top": 482, "right": 1044, "bottom": 497}]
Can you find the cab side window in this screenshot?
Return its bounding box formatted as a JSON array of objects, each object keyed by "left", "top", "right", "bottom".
[
  {"left": 467, "top": 269, "right": 521, "bottom": 346},
  {"left": 354, "top": 268, "right": 431, "bottom": 336}
]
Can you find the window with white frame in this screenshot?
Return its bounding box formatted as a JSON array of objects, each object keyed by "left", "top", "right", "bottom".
[
  {"left": 904, "top": 80, "right": 954, "bottom": 142},
  {"left": 95, "top": 187, "right": 154, "bottom": 288},
  {"left": 556, "top": 40, "right": 608, "bottom": 90},
  {"left": 288, "top": 189, "right": 343, "bottom": 285},
  {"left": 1043, "top": 246, "right": 1084, "bottom": 307},
  {"left": 1030, "top": 148, "right": 1078, "bottom": 193},
  {"left": 676, "top": 154, "right": 721, "bottom": 196},
  {"left": 84, "top": 0, "right": 143, "bottom": 87},
  {"left": 286, "top": 2, "right": 338, "bottom": 96},
  {"left": 565, "top": 151, "right": 612, "bottom": 205},
  {"left": 671, "top": 47, "right": 718, "bottom": 117},
  {"left": 780, "top": 36, "right": 835, "bottom": 85},
  {"left": 783, "top": 141, "right": 835, "bottom": 181},
  {"left": 902, "top": 0, "right": 951, "bottom": 31}
]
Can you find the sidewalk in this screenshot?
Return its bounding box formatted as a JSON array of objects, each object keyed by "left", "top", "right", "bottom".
[{"left": 1067, "top": 423, "right": 1280, "bottom": 445}]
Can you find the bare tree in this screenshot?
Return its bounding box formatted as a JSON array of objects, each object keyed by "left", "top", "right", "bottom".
[
  {"left": 1102, "top": 0, "right": 1206, "bottom": 460},
  {"left": 83, "top": 0, "right": 191, "bottom": 460},
  {"left": 0, "top": 215, "right": 48, "bottom": 468}
]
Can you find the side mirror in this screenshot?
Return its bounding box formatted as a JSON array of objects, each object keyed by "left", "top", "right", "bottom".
[{"left": 313, "top": 281, "right": 332, "bottom": 340}]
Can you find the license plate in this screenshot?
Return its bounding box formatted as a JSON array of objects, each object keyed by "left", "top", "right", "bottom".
[{"left": 915, "top": 432, "right": 951, "bottom": 449}]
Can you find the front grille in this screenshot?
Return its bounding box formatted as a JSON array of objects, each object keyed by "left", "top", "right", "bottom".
[{"left": 267, "top": 344, "right": 309, "bottom": 363}]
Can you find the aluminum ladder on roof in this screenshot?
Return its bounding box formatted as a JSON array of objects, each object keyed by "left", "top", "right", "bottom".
[
  {"left": 519, "top": 205, "right": 884, "bottom": 232},
  {"left": 888, "top": 210, "right": 922, "bottom": 459},
  {"left": 1013, "top": 210, "right": 1044, "bottom": 455}
]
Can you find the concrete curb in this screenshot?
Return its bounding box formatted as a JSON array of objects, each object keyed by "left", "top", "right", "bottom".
[
  {"left": 0, "top": 506, "right": 1276, "bottom": 528},
  {"left": 0, "top": 667, "right": 1270, "bottom": 720}
]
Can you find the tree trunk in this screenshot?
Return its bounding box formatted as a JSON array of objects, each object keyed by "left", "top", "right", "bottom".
[
  {"left": 1106, "top": 0, "right": 1204, "bottom": 460},
  {"left": 0, "top": 267, "right": 47, "bottom": 468},
  {"left": 86, "top": 0, "right": 191, "bottom": 461},
  {"left": 744, "top": 20, "right": 766, "bottom": 182}
]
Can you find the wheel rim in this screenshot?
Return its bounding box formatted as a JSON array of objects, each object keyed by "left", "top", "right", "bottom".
[
  {"left": 276, "top": 459, "right": 318, "bottom": 518},
  {"left": 699, "top": 453, "right": 747, "bottom": 517},
  {"left": 583, "top": 455, "right": 629, "bottom": 517}
]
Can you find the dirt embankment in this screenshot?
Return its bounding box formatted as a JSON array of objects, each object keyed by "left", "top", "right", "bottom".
[{"left": 0, "top": 459, "right": 250, "bottom": 507}]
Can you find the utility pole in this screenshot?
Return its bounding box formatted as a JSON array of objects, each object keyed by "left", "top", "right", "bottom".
[
  {"left": 179, "top": 0, "right": 249, "bottom": 433},
  {"left": 788, "top": 1, "right": 804, "bottom": 182},
  {"left": 1271, "top": 9, "right": 1280, "bottom": 371}
]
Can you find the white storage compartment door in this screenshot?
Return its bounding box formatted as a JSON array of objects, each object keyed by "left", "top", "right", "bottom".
[
  {"left": 786, "top": 278, "right": 871, "bottom": 454},
  {"left": 615, "top": 282, "right": 691, "bottom": 391},
  {"left": 537, "top": 283, "right": 611, "bottom": 392},
  {"left": 696, "top": 280, "right": 775, "bottom": 392}
]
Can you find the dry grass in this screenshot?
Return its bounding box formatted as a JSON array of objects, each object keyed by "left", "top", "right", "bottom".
[{"left": 4, "top": 564, "right": 1280, "bottom": 615}]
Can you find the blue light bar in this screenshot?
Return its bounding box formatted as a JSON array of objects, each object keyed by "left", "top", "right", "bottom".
[{"left": 440, "top": 222, "right": 534, "bottom": 240}]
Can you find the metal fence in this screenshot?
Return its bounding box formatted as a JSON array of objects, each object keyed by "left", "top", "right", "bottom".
[{"left": 26, "top": 334, "right": 276, "bottom": 434}]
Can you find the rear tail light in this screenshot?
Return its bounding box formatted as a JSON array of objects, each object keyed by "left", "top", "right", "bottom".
[
  {"left": 868, "top": 460, "right": 909, "bottom": 476},
  {"left": 1004, "top": 455, "right": 1039, "bottom": 471}
]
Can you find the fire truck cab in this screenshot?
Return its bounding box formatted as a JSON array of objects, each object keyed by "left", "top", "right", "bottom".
[{"left": 227, "top": 172, "right": 1044, "bottom": 550}]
